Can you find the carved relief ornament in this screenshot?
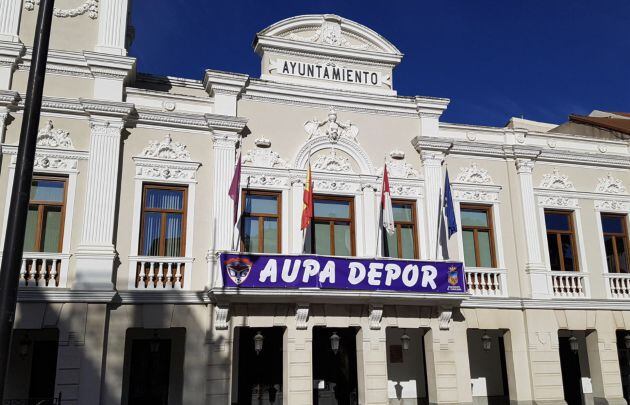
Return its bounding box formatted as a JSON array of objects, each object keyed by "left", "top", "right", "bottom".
[
  {"left": 25, "top": 0, "right": 99, "bottom": 19},
  {"left": 595, "top": 174, "right": 626, "bottom": 194},
  {"left": 539, "top": 169, "right": 575, "bottom": 190},
  {"left": 455, "top": 163, "right": 493, "bottom": 184},
  {"left": 304, "top": 107, "right": 359, "bottom": 144},
  {"left": 36, "top": 120, "right": 74, "bottom": 149},
  {"left": 141, "top": 134, "right": 191, "bottom": 161}
]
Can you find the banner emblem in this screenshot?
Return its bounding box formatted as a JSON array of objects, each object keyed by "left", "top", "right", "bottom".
[
  {"left": 224, "top": 257, "right": 253, "bottom": 285},
  {"left": 448, "top": 265, "right": 459, "bottom": 286}
]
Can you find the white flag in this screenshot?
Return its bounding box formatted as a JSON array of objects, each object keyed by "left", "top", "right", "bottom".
[{"left": 381, "top": 164, "right": 395, "bottom": 235}]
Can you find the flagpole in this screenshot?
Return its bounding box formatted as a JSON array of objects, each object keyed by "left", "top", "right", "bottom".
[
  {"left": 301, "top": 140, "right": 313, "bottom": 253},
  {"left": 435, "top": 163, "right": 445, "bottom": 260},
  {"left": 231, "top": 136, "right": 241, "bottom": 252},
  {"left": 375, "top": 156, "right": 386, "bottom": 258}
]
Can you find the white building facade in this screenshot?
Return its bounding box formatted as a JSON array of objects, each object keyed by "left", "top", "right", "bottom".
[{"left": 0, "top": 3, "right": 629, "bottom": 405}]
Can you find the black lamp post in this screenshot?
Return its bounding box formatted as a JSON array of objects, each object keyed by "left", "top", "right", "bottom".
[{"left": 0, "top": 0, "right": 55, "bottom": 399}]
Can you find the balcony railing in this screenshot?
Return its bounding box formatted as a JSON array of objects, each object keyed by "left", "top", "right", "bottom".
[
  {"left": 550, "top": 272, "right": 588, "bottom": 298},
  {"left": 18, "top": 252, "right": 69, "bottom": 288},
  {"left": 604, "top": 273, "right": 630, "bottom": 299},
  {"left": 465, "top": 268, "right": 507, "bottom": 297},
  {"left": 130, "top": 256, "right": 193, "bottom": 289}
]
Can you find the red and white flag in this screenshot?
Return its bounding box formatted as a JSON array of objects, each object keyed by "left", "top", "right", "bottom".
[
  {"left": 381, "top": 164, "right": 395, "bottom": 235},
  {"left": 301, "top": 164, "right": 313, "bottom": 230},
  {"left": 228, "top": 152, "right": 242, "bottom": 225}
]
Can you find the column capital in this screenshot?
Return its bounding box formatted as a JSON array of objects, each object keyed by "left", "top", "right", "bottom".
[
  {"left": 413, "top": 138, "right": 452, "bottom": 157},
  {"left": 203, "top": 69, "right": 249, "bottom": 97},
  {"left": 515, "top": 158, "right": 535, "bottom": 174},
  {"left": 211, "top": 132, "right": 239, "bottom": 149}
]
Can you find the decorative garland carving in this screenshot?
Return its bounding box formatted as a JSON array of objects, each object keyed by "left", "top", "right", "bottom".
[
  {"left": 304, "top": 107, "right": 359, "bottom": 144},
  {"left": 313, "top": 153, "right": 354, "bottom": 173},
  {"left": 595, "top": 174, "right": 626, "bottom": 194},
  {"left": 455, "top": 163, "right": 493, "bottom": 184},
  {"left": 25, "top": 0, "right": 99, "bottom": 19},
  {"left": 36, "top": 120, "right": 74, "bottom": 149},
  {"left": 244, "top": 175, "right": 287, "bottom": 187},
  {"left": 141, "top": 134, "right": 191, "bottom": 161},
  {"left": 454, "top": 190, "right": 498, "bottom": 202},
  {"left": 537, "top": 195, "right": 578, "bottom": 208},
  {"left": 379, "top": 160, "right": 420, "bottom": 179},
  {"left": 286, "top": 19, "right": 372, "bottom": 50},
  {"left": 243, "top": 148, "right": 288, "bottom": 168},
  {"left": 539, "top": 169, "right": 575, "bottom": 191},
  {"left": 595, "top": 200, "right": 629, "bottom": 211}
]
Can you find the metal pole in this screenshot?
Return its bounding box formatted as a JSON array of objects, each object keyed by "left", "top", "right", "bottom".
[{"left": 0, "top": 0, "right": 55, "bottom": 397}]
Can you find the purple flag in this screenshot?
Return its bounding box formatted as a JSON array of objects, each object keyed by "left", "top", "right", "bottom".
[{"left": 228, "top": 152, "right": 241, "bottom": 225}]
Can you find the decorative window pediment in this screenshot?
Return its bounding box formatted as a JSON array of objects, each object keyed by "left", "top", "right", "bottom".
[
  {"left": 537, "top": 195, "right": 578, "bottom": 209},
  {"left": 455, "top": 163, "right": 493, "bottom": 184},
  {"left": 242, "top": 137, "right": 288, "bottom": 168},
  {"left": 539, "top": 169, "right": 575, "bottom": 191},
  {"left": 134, "top": 135, "right": 199, "bottom": 183},
  {"left": 36, "top": 120, "right": 74, "bottom": 149},
  {"left": 595, "top": 174, "right": 626, "bottom": 194},
  {"left": 304, "top": 107, "right": 359, "bottom": 144}
]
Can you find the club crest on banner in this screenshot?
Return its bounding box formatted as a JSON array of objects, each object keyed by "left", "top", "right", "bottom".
[
  {"left": 448, "top": 265, "right": 459, "bottom": 286},
  {"left": 224, "top": 257, "right": 253, "bottom": 285}
]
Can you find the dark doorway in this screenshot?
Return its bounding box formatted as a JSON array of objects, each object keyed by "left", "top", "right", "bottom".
[
  {"left": 616, "top": 331, "right": 630, "bottom": 403},
  {"left": 312, "top": 327, "right": 359, "bottom": 405},
  {"left": 28, "top": 339, "right": 59, "bottom": 401},
  {"left": 559, "top": 336, "right": 583, "bottom": 405},
  {"left": 233, "top": 327, "right": 284, "bottom": 405},
  {"left": 127, "top": 338, "right": 172, "bottom": 405}
]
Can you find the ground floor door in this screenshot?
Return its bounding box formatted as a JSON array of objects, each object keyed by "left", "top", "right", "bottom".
[
  {"left": 127, "top": 338, "right": 172, "bottom": 405},
  {"left": 559, "top": 336, "right": 583, "bottom": 405},
  {"left": 617, "top": 331, "right": 630, "bottom": 403},
  {"left": 312, "top": 327, "right": 359, "bottom": 405}
]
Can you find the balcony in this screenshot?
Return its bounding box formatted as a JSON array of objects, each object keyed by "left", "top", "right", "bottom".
[
  {"left": 549, "top": 272, "right": 589, "bottom": 298},
  {"left": 129, "top": 256, "right": 193, "bottom": 289},
  {"left": 18, "top": 252, "right": 70, "bottom": 288},
  {"left": 604, "top": 273, "right": 630, "bottom": 299},
  {"left": 465, "top": 268, "right": 507, "bottom": 297}
]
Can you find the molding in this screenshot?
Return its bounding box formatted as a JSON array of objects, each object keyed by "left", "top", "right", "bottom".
[
  {"left": 537, "top": 195, "right": 579, "bottom": 209},
  {"left": 17, "top": 288, "right": 115, "bottom": 303},
  {"left": 369, "top": 304, "right": 383, "bottom": 330},
  {"left": 295, "top": 303, "right": 309, "bottom": 330},
  {"left": 455, "top": 162, "right": 493, "bottom": 184},
  {"left": 594, "top": 200, "right": 630, "bottom": 212},
  {"left": 116, "top": 290, "right": 209, "bottom": 304},
  {"left": 294, "top": 132, "right": 374, "bottom": 174}
]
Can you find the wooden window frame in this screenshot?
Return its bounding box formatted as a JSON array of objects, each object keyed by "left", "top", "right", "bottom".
[
  {"left": 601, "top": 213, "right": 630, "bottom": 274},
  {"left": 138, "top": 183, "right": 188, "bottom": 257},
  {"left": 460, "top": 204, "right": 497, "bottom": 268},
  {"left": 386, "top": 199, "right": 419, "bottom": 259},
  {"left": 310, "top": 194, "right": 356, "bottom": 256},
  {"left": 28, "top": 175, "right": 67, "bottom": 253},
  {"left": 240, "top": 189, "right": 282, "bottom": 253},
  {"left": 544, "top": 209, "right": 579, "bottom": 272}
]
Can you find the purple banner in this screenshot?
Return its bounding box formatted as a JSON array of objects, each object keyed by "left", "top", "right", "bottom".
[{"left": 220, "top": 253, "right": 466, "bottom": 294}]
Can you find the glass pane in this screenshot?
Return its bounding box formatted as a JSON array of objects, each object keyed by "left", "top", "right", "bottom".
[
  {"left": 604, "top": 236, "right": 616, "bottom": 272},
  {"left": 242, "top": 217, "right": 260, "bottom": 253},
  {"left": 145, "top": 188, "right": 183, "bottom": 210},
  {"left": 314, "top": 199, "right": 350, "bottom": 219},
  {"left": 616, "top": 237, "right": 629, "bottom": 273},
  {"left": 602, "top": 215, "right": 625, "bottom": 234},
  {"left": 314, "top": 222, "right": 331, "bottom": 255},
  {"left": 545, "top": 212, "right": 570, "bottom": 231},
  {"left": 477, "top": 231, "right": 493, "bottom": 267},
  {"left": 463, "top": 230, "right": 476, "bottom": 267},
  {"left": 24, "top": 207, "right": 39, "bottom": 252},
  {"left": 164, "top": 213, "right": 182, "bottom": 257},
  {"left": 547, "top": 234, "right": 562, "bottom": 271},
  {"left": 31, "top": 179, "right": 64, "bottom": 203},
  {"left": 334, "top": 223, "right": 352, "bottom": 256},
  {"left": 400, "top": 227, "right": 415, "bottom": 259},
  {"left": 560, "top": 234, "right": 576, "bottom": 271},
  {"left": 141, "top": 212, "right": 162, "bottom": 256},
  {"left": 393, "top": 204, "right": 413, "bottom": 222},
  {"left": 461, "top": 209, "right": 488, "bottom": 227},
  {"left": 263, "top": 218, "right": 278, "bottom": 253},
  {"left": 244, "top": 194, "right": 278, "bottom": 215},
  {"left": 384, "top": 230, "right": 398, "bottom": 257},
  {"left": 41, "top": 207, "right": 62, "bottom": 253}
]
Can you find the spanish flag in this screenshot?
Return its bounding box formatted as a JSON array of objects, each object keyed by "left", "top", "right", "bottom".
[{"left": 301, "top": 164, "right": 313, "bottom": 230}]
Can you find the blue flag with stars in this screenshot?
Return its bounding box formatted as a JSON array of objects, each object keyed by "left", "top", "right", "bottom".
[{"left": 443, "top": 170, "right": 458, "bottom": 238}]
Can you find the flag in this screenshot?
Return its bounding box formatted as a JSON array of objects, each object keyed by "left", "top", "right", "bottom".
[
  {"left": 443, "top": 169, "right": 458, "bottom": 238},
  {"left": 228, "top": 152, "right": 242, "bottom": 225},
  {"left": 301, "top": 164, "right": 313, "bottom": 230},
  {"left": 381, "top": 164, "right": 395, "bottom": 235}
]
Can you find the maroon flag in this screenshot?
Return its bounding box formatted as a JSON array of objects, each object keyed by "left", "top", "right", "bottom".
[{"left": 228, "top": 152, "right": 242, "bottom": 225}]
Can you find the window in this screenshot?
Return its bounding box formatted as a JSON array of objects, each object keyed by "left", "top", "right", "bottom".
[
  {"left": 383, "top": 200, "right": 418, "bottom": 259},
  {"left": 241, "top": 190, "right": 281, "bottom": 253},
  {"left": 461, "top": 204, "right": 496, "bottom": 268},
  {"left": 307, "top": 195, "right": 355, "bottom": 256},
  {"left": 24, "top": 176, "right": 67, "bottom": 253},
  {"left": 545, "top": 210, "right": 578, "bottom": 271},
  {"left": 139, "top": 185, "right": 187, "bottom": 257},
  {"left": 601, "top": 213, "right": 629, "bottom": 273}
]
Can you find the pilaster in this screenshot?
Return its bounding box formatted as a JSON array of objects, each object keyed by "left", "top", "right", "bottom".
[
  {"left": 74, "top": 116, "right": 126, "bottom": 290},
  {"left": 203, "top": 69, "right": 249, "bottom": 116},
  {"left": 514, "top": 153, "right": 549, "bottom": 298},
  {"left": 284, "top": 325, "right": 313, "bottom": 404},
  {"left": 356, "top": 324, "right": 388, "bottom": 405},
  {"left": 211, "top": 132, "right": 239, "bottom": 251},
  {"left": 415, "top": 97, "right": 449, "bottom": 139},
  {"left": 206, "top": 323, "right": 233, "bottom": 403},
  {"left": 0, "top": 0, "right": 21, "bottom": 42},
  {"left": 586, "top": 328, "right": 626, "bottom": 405},
  {"left": 95, "top": 0, "right": 130, "bottom": 55},
  {"left": 0, "top": 41, "right": 24, "bottom": 89},
  {"left": 362, "top": 184, "right": 378, "bottom": 256}
]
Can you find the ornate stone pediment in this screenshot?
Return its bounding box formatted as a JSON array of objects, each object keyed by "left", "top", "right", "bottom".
[
  {"left": 539, "top": 169, "right": 575, "bottom": 191},
  {"left": 304, "top": 107, "right": 358, "bottom": 144},
  {"left": 378, "top": 160, "right": 420, "bottom": 179},
  {"left": 595, "top": 174, "right": 626, "bottom": 194},
  {"left": 36, "top": 120, "right": 74, "bottom": 149},
  {"left": 242, "top": 138, "right": 288, "bottom": 168},
  {"left": 313, "top": 153, "right": 354, "bottom": 173},
  {"left": 140, "top": 134, "right": 191, "bottom": 161},
  {"left": 455, "top": 163, "right": 493, "bottom": 184},
  {"left": 285, "top": 17, "right": 373, "bottom": 51},
  {"left": 25, "top": 0, "right": 99, "bottom": 19}
]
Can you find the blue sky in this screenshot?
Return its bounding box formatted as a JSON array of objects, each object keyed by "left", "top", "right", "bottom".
[{"left": 129, "top": 1, "right": 630, "bottom": 127}]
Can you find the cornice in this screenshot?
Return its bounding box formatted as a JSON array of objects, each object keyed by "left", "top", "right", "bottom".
[
  {"left": 80, "top": 98, "right": 134, "bottom": 119},
  {"left": 203, "top": 69, "right": 249, "bottom": 96},
  {"left": 17, "top": 288, "right": 116, "bottom": 303},
  {"left": 411, "top": 137, "right": 453, "bottom": 153},
  {"left": 463, "top": 297, "right": 630, "bottom": 311},
  {"left": 0, "top": 90, "right": 19, "bottom": 108},
  {"left": 117, "top": 290, "right": 209, "bottom": 304},
  {"left": 133, "top": 109, "right": 209, "bottom": 130},
  {"left": 204, "top": 113, "right": 248, "bottom": 133},
  {"left": 538, "top": 148, "right": 629, "bottom": 169}
]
